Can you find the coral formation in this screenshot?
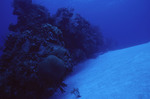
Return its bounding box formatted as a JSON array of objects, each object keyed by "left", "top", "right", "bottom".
[
  {"left": 52, "top": 8, "right": 104, "bottom": 62},
  {"left": 38, "top": 55, "right": 66, "bottom": 83},
  {"left": 0, "top": 24, "right": 71, "bottom": 99},
  {"left": 0, "top": 0, "right": 104, "bottom": 98}
]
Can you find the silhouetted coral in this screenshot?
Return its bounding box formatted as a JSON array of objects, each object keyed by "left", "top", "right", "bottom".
[
  {"left": 52, "top": 8, "right": 104, "bottom": 63},
  {"left": 0, "top": 0, "right": 104, "bottom": 98},
  {"left": 9, "top": 0, "right": 51, "bottom": 32},
  {"left": 0, "top": 23, "right": 72, "bottom": 98}
]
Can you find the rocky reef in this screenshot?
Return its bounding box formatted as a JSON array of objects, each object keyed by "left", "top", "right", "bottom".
[{"left": 0, "top": 0, "right": 104, "bottom": 98}]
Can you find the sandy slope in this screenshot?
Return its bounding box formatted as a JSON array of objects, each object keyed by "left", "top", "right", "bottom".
[{"left": 51, "top": 42, "right": 150, "bottom": 99}]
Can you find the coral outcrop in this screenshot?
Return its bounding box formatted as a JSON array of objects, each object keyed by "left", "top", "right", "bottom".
[
  {"left": 0, "top": 0, "right": 104, "bottom": 98},
  {"left": 0, "top": 23, "right": 71, "bottom": 99}
]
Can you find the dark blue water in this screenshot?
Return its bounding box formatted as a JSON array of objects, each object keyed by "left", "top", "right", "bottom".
[
  {"left": 0, "top": 0, "right": 16, "bottom": 55},
  {"left": 0, "top": 0, "right": 150, "bottom": 49},
  {"left": 34, "top": 0, "right": 150, "bottom": 49}
]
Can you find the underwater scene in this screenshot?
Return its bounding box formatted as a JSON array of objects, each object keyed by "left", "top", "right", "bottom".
[{"left": 0, "top": 0, "right": 150, "bottom": 99}]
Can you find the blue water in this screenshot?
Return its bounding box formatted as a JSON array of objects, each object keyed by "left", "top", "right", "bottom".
[
  {"left": 0, "top": 0, "right": 150, "bottom": 49},
  {"left": 0, "top": 0, "right": 17, "bottom": 49},
  {"left": 31, "top": 0, "right": 150, "bottom": 49}
]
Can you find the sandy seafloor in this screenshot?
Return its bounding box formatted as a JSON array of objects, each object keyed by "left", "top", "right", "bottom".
[{"left": 51, "top": 42, "right": 150, "bottom": 99}]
